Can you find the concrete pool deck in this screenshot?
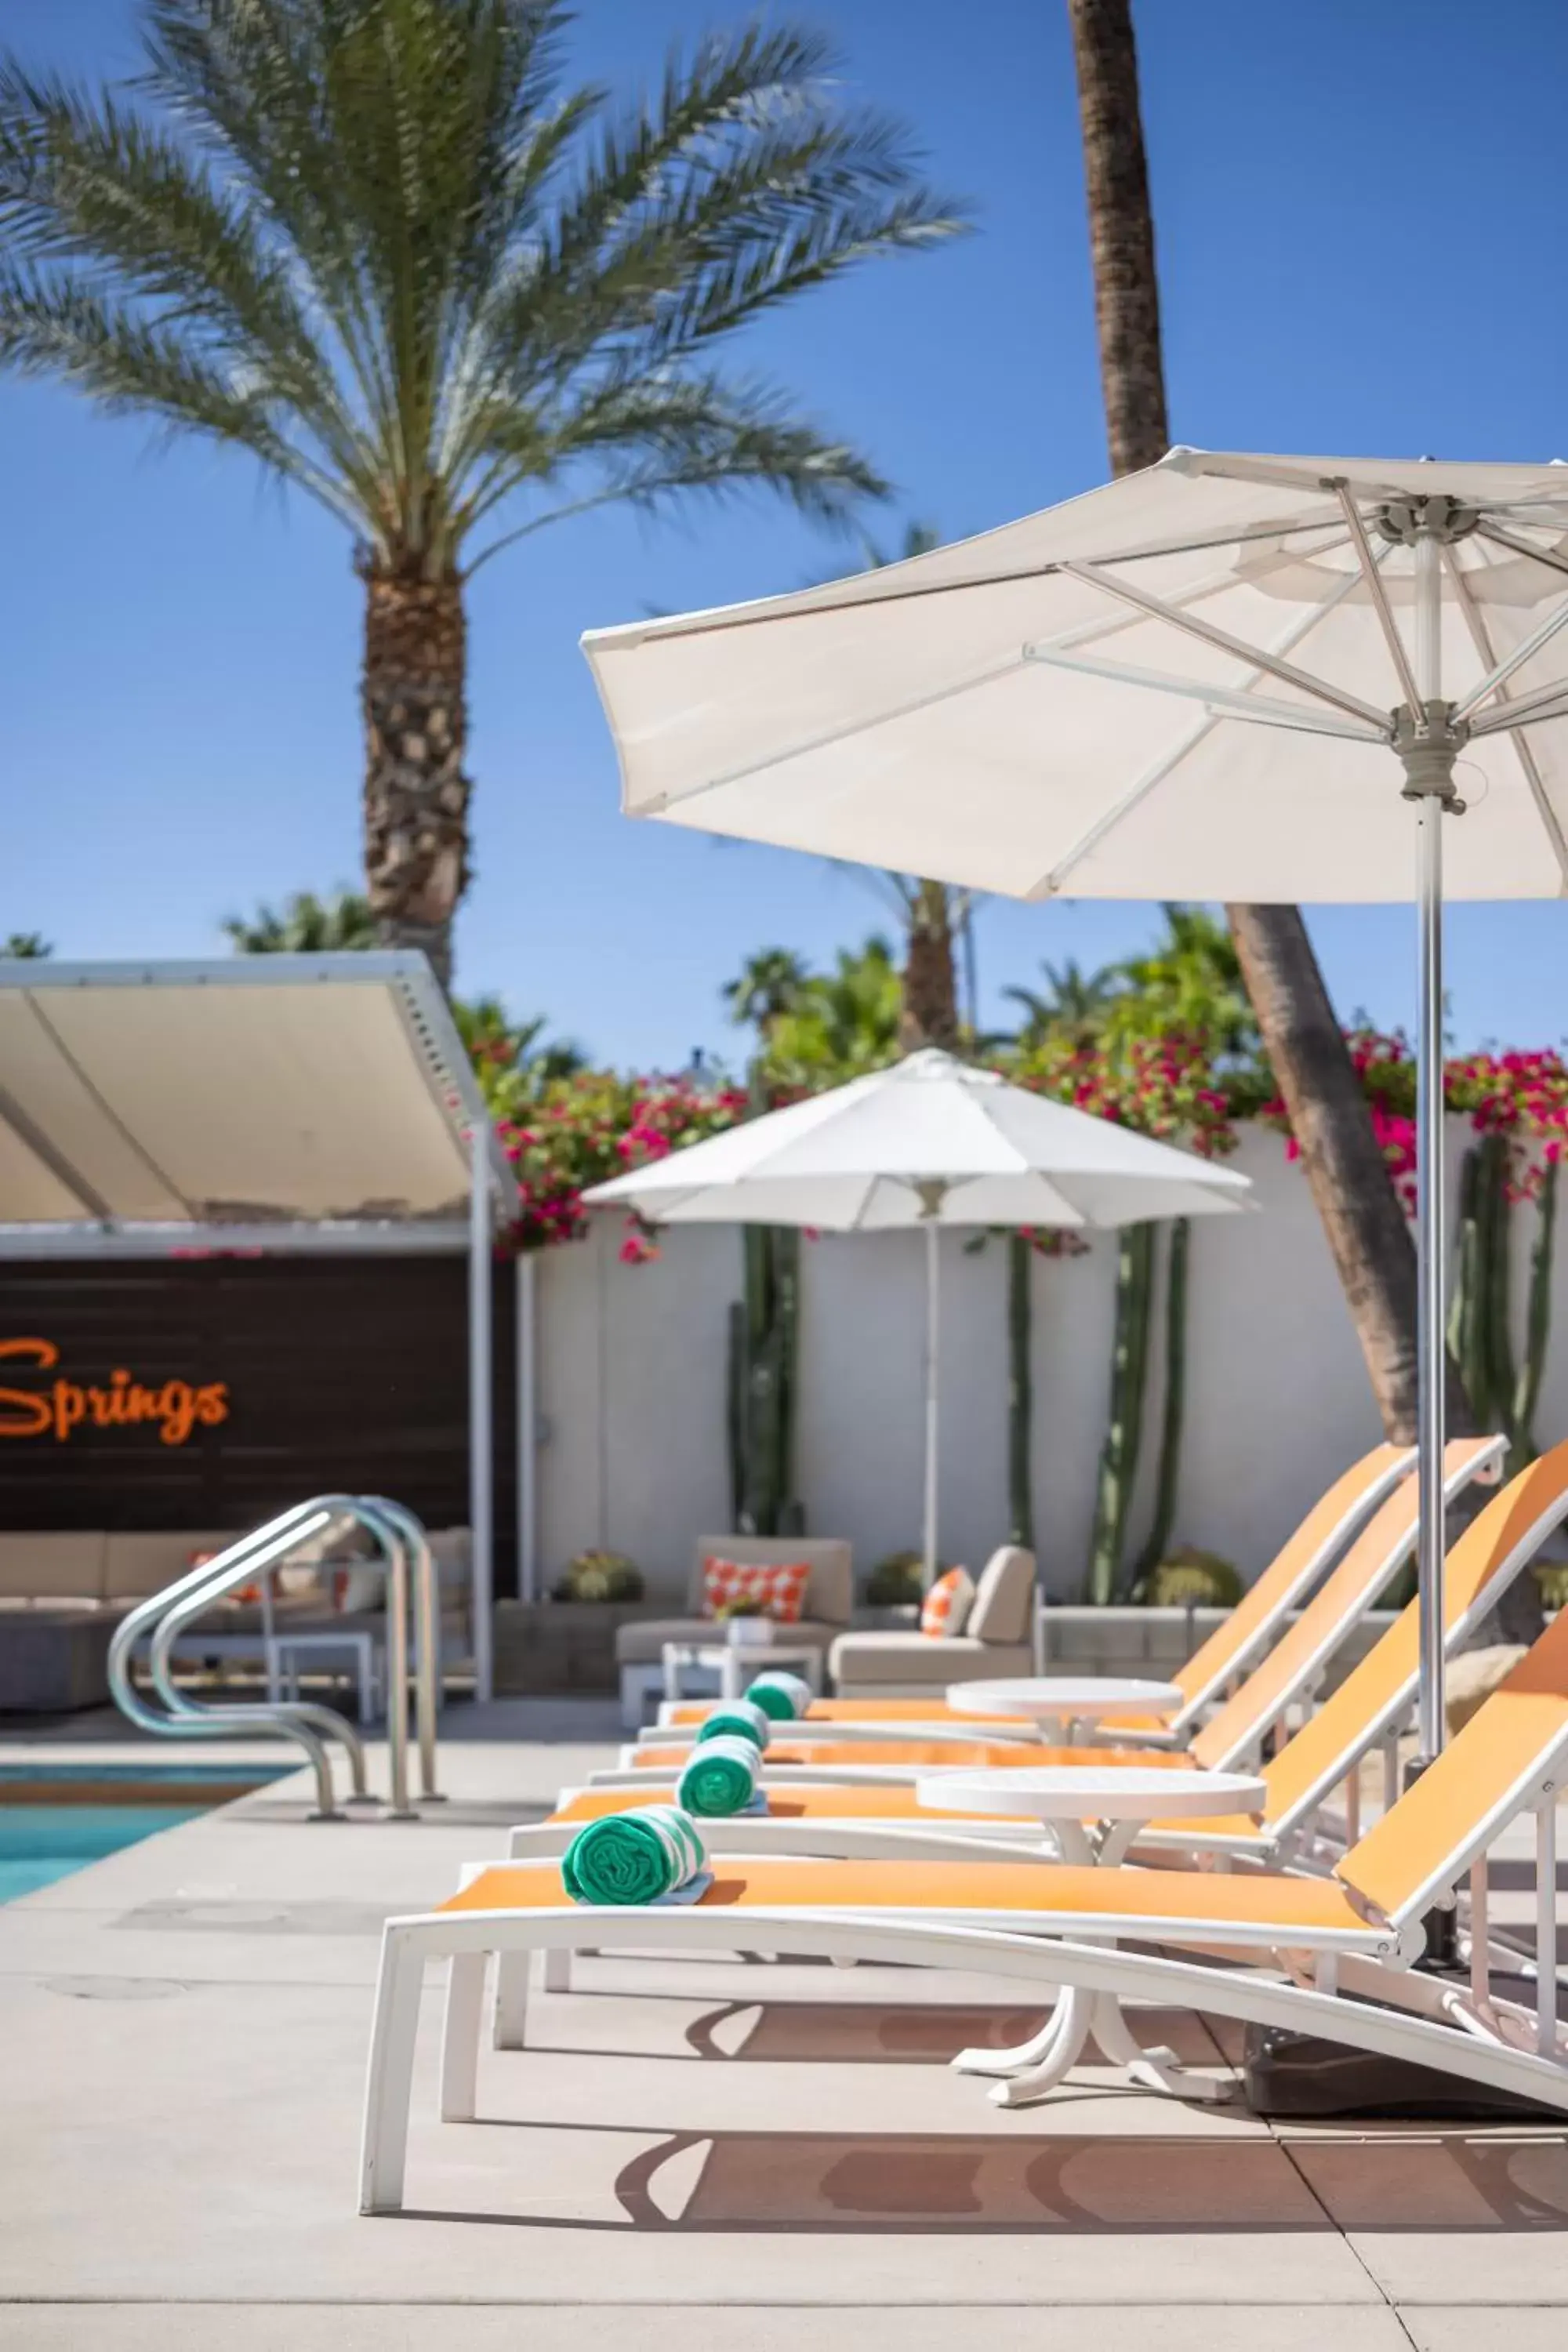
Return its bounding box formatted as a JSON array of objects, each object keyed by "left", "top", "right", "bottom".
[{"left": 2, "top": 1700, "right": 1566, "bottom": 2347}]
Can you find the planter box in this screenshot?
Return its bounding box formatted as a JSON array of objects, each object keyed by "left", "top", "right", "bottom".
[
  {"left": 495, "top": 1599, "right": 664, "bottom": 1696},
  {"left": 1036, "top": 1602, "right": 1399, "bottom": 1692}
]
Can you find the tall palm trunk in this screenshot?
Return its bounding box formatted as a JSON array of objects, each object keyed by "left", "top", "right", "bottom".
[
  {"left": 361, "top": 559, "right": 472, "bottom": 990},
  {"left": 899, "top": 879, "right": 960, "bottom": 1050},
  {"left": 1065, "top": 0, "right": 1486, "bottom": 1471}
]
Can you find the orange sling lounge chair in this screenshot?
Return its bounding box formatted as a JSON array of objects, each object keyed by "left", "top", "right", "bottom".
[
  {"left": 608, "top": 1438, "right": 1504, "bottom": 1784},
  {"left": 361, "top": 1608, "right": 1568, "bottom": 2214},
  {"left": 653, "top": 1441, "right": 1417, "bottom": 1744},
  {"left": 490, "top": 1441, "right": 1568, "bottom": 2036}
]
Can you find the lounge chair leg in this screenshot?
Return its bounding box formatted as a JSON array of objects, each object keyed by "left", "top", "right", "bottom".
[
  {"left": 359, "top": 1927, "right": 425, "bottom": 2216},
  {"left": 441, "top": 1951, "right": 487, "bottom": 2122},
  {"left": 492, "top": 1951, "right": 530, "bottom": 2049},
  {"left": 541, "top": 1947, "right": 572, "bottom": 1994}
]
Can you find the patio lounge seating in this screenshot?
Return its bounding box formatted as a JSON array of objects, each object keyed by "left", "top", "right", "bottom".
[
  {"left": 827, "top": 1544, "right": 1036, "bottom": 1695},
  {"left": 664, "top": 1441, "right": 1417, "bottom": 1734},
  {"left": 485, "top": 1439, "right": 1568, "bottom": 2036},
  {"left": 614, "top": 1537, "right": 852, "bottom": 1728},
  {"left": 361, "top": 1604, "right": 1568, "bottom": 2213},
  {"left": 611, "top": 1437, "right": 1505, "bottom": 1782}
]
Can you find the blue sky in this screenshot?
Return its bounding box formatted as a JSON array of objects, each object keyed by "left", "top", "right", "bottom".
[{"left": 6, "top": 0, "right": 1568, "bottom": 1069}]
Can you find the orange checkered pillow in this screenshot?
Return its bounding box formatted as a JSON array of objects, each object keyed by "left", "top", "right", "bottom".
[
  {"left": 702, "top": 1556, "right": 811, "bottom": 1625},
  {"left": 919, "top": 1566, "right": 975, "bottom": 1638}
]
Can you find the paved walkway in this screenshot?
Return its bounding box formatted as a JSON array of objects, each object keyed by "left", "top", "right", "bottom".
[{"left": 2, "top": 1703, "right": 1565, "bottom": 2347}]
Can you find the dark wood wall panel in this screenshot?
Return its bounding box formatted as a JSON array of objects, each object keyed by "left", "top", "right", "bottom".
[{"left": 0, "top": 1257, "right": 517, "bottom": 1592}]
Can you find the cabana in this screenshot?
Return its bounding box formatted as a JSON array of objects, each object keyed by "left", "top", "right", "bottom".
[{"left": 0, "top": 953, "right": 517, "bottom": 1699}]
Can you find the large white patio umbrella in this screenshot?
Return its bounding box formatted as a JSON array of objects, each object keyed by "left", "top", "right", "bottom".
[
  {"left": 583, "top": 449, "right": 1568, "bottom": 1756},
  {"left": 586, "top": 1047, "right": 1249, "bottom": 1577}
]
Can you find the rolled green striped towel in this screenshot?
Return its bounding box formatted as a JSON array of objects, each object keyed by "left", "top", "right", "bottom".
[
  {"left": 677, "top": 1734, "right": 760, "bottom": 1817},
  {"left": 695, "top": 1697, "right": 771, "bottom": 1751},
  {"left": 561, "top": 1804, "right": 707, "bottom": 1907},
  {"left": 746, "top": 1671, "right": 814, "bottom": 1722}
]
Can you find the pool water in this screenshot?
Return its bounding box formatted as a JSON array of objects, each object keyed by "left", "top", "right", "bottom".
[
  {"left": 0, "top": 1762, "right": 288, "bottom": 1900},
  {"left": 0, "top": 1805, "right": 205, "bottom": 1900}
]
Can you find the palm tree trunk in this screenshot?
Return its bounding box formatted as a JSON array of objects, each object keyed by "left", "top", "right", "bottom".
[
  {"left": 361, "top": 559, "right": 471, "bottom": 989},
  {"left": 1226, "top": 906, "right": 1473, "bottom": 1443},
  {"left": 1065, "top": 2, "right": 1494, "bottom": 1492},
  {"left": 1066, "top": 0, "right": 1167, "bottom": 476},
  {"left": 899, "top": 880, "right": 960, "bottom": 1050}
]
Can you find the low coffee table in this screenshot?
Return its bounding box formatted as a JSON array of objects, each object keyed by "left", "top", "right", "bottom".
[
  {"left": 916, "top": 1762, "right": 1267, "bottom": 2106},
  {"left": 661, "top": 1639, "right": 823, "bottom": 1707}
]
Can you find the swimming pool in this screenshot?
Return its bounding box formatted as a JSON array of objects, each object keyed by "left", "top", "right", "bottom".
[{"left": 0, "top": 1762, "right": 287, "bottom": 1901}]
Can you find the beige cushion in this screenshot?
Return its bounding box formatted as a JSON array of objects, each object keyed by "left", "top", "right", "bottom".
[
  {"left": 617, "top": 1614, "right": 840, "bottom": 1667},
  {"left": 688, "top": 1537, "right": 851, "bottom": 1629},
  {"left": 966, "top": 1546, "right": 1035, "bottom": 1643},
  {"left": 103, "top": 1532, "right": 239, "bottom": 1601},
  {"left": 829, "top": 1629, "right": 1034, "bottom": 1690},
  {"left": 0, "top": 1533, "right": 109, "bottom": 1604}
]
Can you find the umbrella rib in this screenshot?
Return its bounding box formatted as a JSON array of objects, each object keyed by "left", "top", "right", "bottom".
[
  {"left": 640, "top": 655, "right": 1029, "bottom": 815},
  {"left": 1026, "top": 561, "right": 1371, "bottom": 897},
  {"left": 1334, "top": 488, "right": 1422, "bottom": 708},
  {"left": 593, "top": 516, "right": 1354, "bottom": 651},
  {"left": 1058, "top": 561, "right": 1391, "bottom": 731},
  {"left": 1439, "top": 543, "right": 1568, "bottom": 887},
  {"left": 1021, "top": 646, "right": 1385, "bottom": 742},
  {"left": 1472, "top": 524, "right": 1568, "bottom": 583}
]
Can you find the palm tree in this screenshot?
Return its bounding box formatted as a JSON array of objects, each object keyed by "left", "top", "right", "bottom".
[
  {"left": 223, "top": 885, "right": 377, "bottom": 953},
  {"left": 1005, "top": 953, "right": 1120, "bottom": 1050},
  {"left": 721, "top": 947, "right": 811, "bottom": 1043},
  {"left": 830, "top": 524, "right": 974, "bottom": 1050},
  {"left": 765, "top": 935, "right": 902, "bottom": 1085},
  {"left": 1065, "top": 0, "right": 1456, "bottom": 1460},
  {"left": 0, "top": 2, "right": 964, "bottom": 987},
  {"left": 1, "top": 931, "right": 51, "bottom": 956}
]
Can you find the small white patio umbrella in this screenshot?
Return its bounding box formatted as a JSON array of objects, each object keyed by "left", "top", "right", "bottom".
[
  {"left": 583, "top": 449, "right": 1568, "bottom": 1755},
  {"left": 586, "top": 1047, "right": 1250, "bottom": 1578}
]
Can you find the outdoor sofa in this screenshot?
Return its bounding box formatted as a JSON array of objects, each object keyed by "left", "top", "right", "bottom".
[{"left": 615, "top": 1535, "right": 852, "bottom": 1727}]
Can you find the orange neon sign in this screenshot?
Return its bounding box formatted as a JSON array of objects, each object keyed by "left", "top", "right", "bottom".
[{"left": 0, "top": 1338, "right": 230, "bottom": 1447}]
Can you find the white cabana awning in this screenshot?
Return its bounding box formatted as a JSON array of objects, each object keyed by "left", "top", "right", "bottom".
[{"left": 0, "top": 953, "right": 517, "bottom": 1253}]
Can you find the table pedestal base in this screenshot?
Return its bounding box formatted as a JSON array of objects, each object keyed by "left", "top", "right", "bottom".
[{"left": 955, "top": 1983, "right": 1232, "bottom": 2106}]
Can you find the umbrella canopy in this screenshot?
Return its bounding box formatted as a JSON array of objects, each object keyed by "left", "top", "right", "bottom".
[
  {"left": 583, "top": 449, "right": 1568, "bottom": 898},
  {"left": 583, "top": 449, "right": 1568, "bottom": 1755},
  {"left": 586, "top": 1048, "right": 1252, "bottom": 1230},
  {"left": 588, "top": 1049, "right": 1249, "bottom": 1574}
]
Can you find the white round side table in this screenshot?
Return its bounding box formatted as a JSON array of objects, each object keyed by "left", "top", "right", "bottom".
[
  {"left": 947, "top": 1676, "right": 1184, "bottom": 1746},
  {"left": 916, "top": 1762, "right": 1267, "bottom": 2106}
]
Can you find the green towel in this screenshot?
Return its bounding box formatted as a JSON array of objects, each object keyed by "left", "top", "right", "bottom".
[
  {"left": 561, "top": 1804, "right": 707, "bottom": 1907},
  {"left": 747, "top": 1671, "right": 814, "bottom": 1721},
  {"left": 677, "top": 1734, "right": 760, "bottom": 1817},
  {"left": 695, "top": 1697, "right": 771, "bottom": 1751}
]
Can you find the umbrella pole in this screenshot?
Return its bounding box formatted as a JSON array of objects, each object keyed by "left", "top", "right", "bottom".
[
  {"left": 1405, "top": 517, "right": 1465, "bottom": 1765},
  {"left": 923, "top": 1219, "right": 940, "bottom": 1584}
]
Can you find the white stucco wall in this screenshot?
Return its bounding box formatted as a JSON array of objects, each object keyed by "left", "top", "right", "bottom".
[{"left": 528, "top": 1120, "right": 1567, "bottom": 1606}]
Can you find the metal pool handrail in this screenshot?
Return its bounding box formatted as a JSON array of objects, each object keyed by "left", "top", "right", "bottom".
[{"left": 107, "top": 1497, "right": 440, "bottom": 1820}]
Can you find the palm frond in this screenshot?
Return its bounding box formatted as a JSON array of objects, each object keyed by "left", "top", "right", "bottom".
[
  {"left": 0, "top": 2, "right": 958, "bottom": 571},
  {"left": 0, "top": 261, "right": 356, "bottom": 520},
  {"left": 462, "top": 368, "right": 885, "bottom": 565},
  {"left": 0, "top": 55, "right": 375, "bottom": 495}
]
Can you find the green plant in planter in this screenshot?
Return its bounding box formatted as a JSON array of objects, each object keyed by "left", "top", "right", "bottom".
[
  {"left": 1138, "top": 1545, "right": 1242, "bottom": 1610},
  {"left": 864, "top": 1551, "right": 927, "bottom": 1607},
  {"left": 553, "top": 1550, "right": 644, "bottom": 1604},
  {"left": 712, "top": 1595, "right": 768, "bottom": 1621}
]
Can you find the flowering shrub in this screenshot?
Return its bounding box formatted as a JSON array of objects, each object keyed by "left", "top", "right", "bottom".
[
  {"left": 1005, "top": 1030, "right": 1239, "bottom": 1159},
  {"left": 1261, "top": 1031, "right": 1568, "bottom": 1217},
  {"left": 465, "top": 1007, "right": 1568, "bottom": 1259},
  {"left": 492, "top": 1069, "right": 750, "bottom": 1255}
]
